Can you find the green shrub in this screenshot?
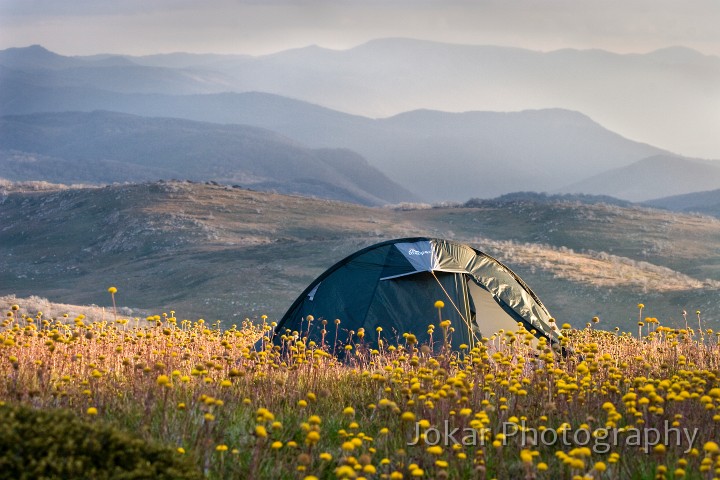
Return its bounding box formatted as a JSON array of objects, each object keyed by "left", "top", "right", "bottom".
[{"left": 0, "top": 403, "right": 203, "bottom": 480}]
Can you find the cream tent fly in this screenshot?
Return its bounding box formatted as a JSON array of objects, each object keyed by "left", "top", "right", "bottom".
[{"left": 265, "top": 237, "right": 562, "bottom": 353}]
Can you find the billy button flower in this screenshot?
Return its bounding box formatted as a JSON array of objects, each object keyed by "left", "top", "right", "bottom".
[
  {"left": 256, "top": 407, "right": 275, "bottom": 422},
  {"left": 305, "top": 430, "right": 321, "bottom": 446},
  {"left": 107, "top": 286, "right": 118, "bottom": 321},
  {"left": 410, "top": 466, "right": 424, "bottom": 477},
  {"left": 435, "top": 299, "right": 445, "bottom": 325},
  {"left": 362, "top": 464, "right": 377, "bottom": 475},
  {"left": 426, "top": 445, "right": 443, "bottom": 455},
  {"left": 401, "top": 411, "right": 416, "bottom": 422},
  {"left": 703, "top": 441, "right": 720, "bottom": 455},
  {"left": 334, "top": 465, "right": 357, "bottom": 479},
  {"left": 520, "top": 449, "right": 533, "bottom": 465}
]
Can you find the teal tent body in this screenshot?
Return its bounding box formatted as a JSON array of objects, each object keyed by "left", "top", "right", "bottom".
[{"left": 269, "top": 238, "right": 561, "bottom": 351}]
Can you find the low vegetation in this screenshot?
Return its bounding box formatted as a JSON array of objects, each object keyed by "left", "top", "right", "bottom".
[
  {"left": 5, "top": 181, "right": 720, "bottom": 330},
  {"left": 0, "top": 403, "right": 202, "bottom": 479},
  {"left": 3, "top": 291, "right": 720, "bottom": 479}
]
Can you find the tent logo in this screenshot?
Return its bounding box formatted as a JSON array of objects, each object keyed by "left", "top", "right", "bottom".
[{"left": 407, "top": 249, "right": 432, "bottom": 256}]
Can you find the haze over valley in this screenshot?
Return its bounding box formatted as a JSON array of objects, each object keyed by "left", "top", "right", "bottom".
[{"left": 2, "top": 42, "right": 720, "bottom": 203}]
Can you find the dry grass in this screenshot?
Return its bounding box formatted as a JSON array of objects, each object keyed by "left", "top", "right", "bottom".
[
  {"left": 3, "top": 295, "right": 720, "bottom": 479},
  {"left": 478, "top": 238, "right": 718, "bottom": 293},
  {"left": 0, "top": 295, "right": 140, "bottom": 324}
]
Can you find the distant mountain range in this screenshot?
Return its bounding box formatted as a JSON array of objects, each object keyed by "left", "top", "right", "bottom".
[
  {"left": 2, "top": 39, "right": 718, "bottom": 159},
  {"left": 1, "top": 43, "right": 720, "bottom": 203},
  {"left": 0, "top": 44, "right": 237, "bottom": 94},
  {"left": 0, "top": 111, "right": 414, "bottom": 205},
  {"left": 0, "top": 88, "right": 669, "bottom": 200},
  {"left": 560, "top": 155, "right": 720, "bottom": 202},
  {"left": 645, "top": 188, "right": 720, "bottom": 217}
]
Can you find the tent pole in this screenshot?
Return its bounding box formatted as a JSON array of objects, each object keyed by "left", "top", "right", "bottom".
[{"left": 431, "top": 271, "right": 479, "bottom": 349}]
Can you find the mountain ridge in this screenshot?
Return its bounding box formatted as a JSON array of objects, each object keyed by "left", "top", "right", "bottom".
[
  {"left": 644, "top": 189, "right": 720, "bottom": 218},
  {"left": 0, "top": 84, "right": 667, "bottom": 201},
  {"left": 2, "top": 40, "right": 717, "bottom": 160},
  {"left": 2, "top": 42, "right": 718, "bottom": 202},
  {"left": 0, "top": 110, "right": 415, "bottom": 205},
  {"left": 560, "top": 155, "right": 720, "bottom": 202}
]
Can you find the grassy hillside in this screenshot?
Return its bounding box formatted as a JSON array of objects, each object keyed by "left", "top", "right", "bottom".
[{"left": 2, "top": 181, "right": 719, "bottom": 331}]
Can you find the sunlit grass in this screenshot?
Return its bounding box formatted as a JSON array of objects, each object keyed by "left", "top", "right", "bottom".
[{"left": 2, "top": 293, "right": 720, "bottom": 479}]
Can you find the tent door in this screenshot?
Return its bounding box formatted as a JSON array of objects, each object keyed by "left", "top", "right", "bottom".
[
  {"left": 466, "top": 277, "right": 524, "bottom": 339},
  {"left": 428, "top": 272, "right": 480, "bottom": 348}
]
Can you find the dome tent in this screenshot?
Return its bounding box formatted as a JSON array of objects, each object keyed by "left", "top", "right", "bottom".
[{"left": 266, "top": 237, "right": 561, "bottom": 352}]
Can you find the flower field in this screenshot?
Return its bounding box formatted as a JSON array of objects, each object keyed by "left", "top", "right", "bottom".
[{"left": 3, "top": 295, "right": 720, "bottom": 480}]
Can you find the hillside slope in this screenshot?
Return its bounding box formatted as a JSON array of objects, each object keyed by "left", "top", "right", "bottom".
[
  {"left": 0, "top": 85, "right": 665, "bottom": 200},
  {"left": 645, "top": 189, "right": 720, "bottom": 217},
  {"left": 2, "top": 181, "right": 719, "bottom": 329},
  {"left": 0, "top": 111, "right": 415, "bottom": 205},
  {"left": 560, "top": 155, "right": 720, "bottom": 202}
]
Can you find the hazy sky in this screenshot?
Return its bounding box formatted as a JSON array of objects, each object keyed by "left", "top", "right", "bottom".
[{"left": 1, "top": 0, "right": 719, "bottom": 56}]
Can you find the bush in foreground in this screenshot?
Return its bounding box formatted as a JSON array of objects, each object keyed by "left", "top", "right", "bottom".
[{"left": 0, "top": 403, "right": 202, "bottom": 480}]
